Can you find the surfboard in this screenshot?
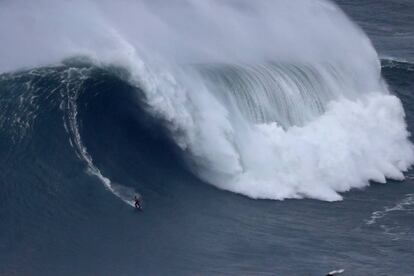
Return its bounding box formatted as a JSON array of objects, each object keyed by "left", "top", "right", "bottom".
[{"left": 326, "top": 269, "right": 345, "bottom": 276}]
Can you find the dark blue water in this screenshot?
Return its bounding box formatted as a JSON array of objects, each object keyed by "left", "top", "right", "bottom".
[
  {"left": 337, "top": 0, "right": 414, "bottom": 62},
  {"left": 1, "top": 1, "right": 414, "bottom": 275}
]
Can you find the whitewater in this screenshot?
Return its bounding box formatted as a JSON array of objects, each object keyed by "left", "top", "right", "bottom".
[{"left": 1, "top": 0, "right": 413, "bottom": 201}]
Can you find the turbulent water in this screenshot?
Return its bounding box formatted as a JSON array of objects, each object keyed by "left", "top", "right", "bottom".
[{"left": 1, "top": 0, "right": 414, "bottom": 275}]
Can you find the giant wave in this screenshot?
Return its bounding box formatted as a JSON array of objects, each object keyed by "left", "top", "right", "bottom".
[{"left": 0, "top": 0, "right": 413, "bottom": 202}]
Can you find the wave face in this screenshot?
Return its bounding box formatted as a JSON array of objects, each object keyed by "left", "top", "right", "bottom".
[{"left": 1, "top": 0, "right": 413, "bottom": 201}]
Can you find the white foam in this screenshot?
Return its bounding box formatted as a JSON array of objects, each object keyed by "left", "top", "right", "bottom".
[
  {"left": 367, "top": 194, "right": 414, "bottom": 225},
  {"left": 199, "top": 94, "right": 414, "bottom": 201}
]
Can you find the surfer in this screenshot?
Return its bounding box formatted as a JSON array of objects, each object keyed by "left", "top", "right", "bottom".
[{"left": 134, "top": 195, "right": 142, "bottom": 210}]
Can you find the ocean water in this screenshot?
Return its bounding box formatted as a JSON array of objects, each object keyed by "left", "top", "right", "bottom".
[{"left": 0, "top": 0, "right": 413, "bottom": 275}]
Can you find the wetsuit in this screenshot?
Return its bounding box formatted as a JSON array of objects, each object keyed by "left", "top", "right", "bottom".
[{"left": 134, "top": 197, "right": 141, "bottom": 209}]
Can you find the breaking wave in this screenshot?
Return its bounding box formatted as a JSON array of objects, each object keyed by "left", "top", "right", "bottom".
[{"left": 1, "top": 0, "right": 413, "bottom": 202}]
